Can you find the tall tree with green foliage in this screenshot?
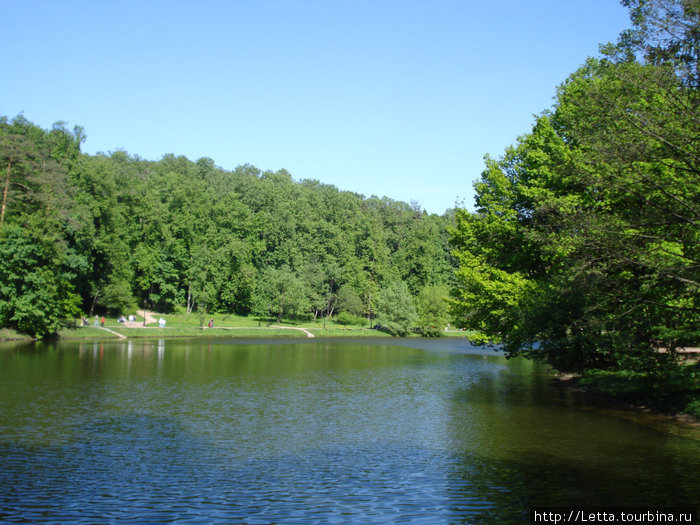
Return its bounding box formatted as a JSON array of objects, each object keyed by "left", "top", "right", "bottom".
[
  {"left": 0, "top": 225, "right": 81, "bottom": 337},
  {"left": 253, "top": 266, "right": 309, "bottom": 323},
  {"left": 375, "top": 281, "right": 418, "bottom": 336},
  {"left": 416, "top": 284, "right": 450, "bottom": 337},
  {"left": 0, "top": 133, "right": 33, "bottom": 231}
]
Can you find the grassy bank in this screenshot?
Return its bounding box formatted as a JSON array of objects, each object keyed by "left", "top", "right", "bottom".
[
  {"left": 0, "top": 312, "right": 471, "bottom": 342},
  {"left": 0, "top": 327, "right": 31, "bottom": 341}
]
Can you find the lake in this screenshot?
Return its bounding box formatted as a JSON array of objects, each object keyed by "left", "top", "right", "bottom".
[{"left": 0, "top": 337, "right": 698, "bottom": 523}]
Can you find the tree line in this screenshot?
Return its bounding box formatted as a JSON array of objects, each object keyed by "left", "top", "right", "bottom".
[{"left": 0, "top": 116, "right": 457, "bottom": 337}]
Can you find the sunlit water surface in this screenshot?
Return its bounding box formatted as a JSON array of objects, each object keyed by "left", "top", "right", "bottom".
[{"left": 1, "top": 338, "right": 698, "bottom": 523}]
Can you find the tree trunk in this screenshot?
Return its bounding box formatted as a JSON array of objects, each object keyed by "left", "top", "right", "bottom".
[
  {"left": 326, "top": 297, "right": 336, "bottom": 318},
  {"left": 0, "top": 158, "right": 12, "bottom": 230},
  {"left": 89, "top": 289, "right": 99, "bottom": 316}
]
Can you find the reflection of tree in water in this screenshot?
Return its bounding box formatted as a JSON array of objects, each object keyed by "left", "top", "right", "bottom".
[{"left": 444, "top": 357, "right": 700, "bottom": 521}]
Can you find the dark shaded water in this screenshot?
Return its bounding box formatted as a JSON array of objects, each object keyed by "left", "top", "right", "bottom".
[{"left": 0, "top": 338, "right": 698, "bottom": 523}]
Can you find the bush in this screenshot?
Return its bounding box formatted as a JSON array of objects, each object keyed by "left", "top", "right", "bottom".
[
  {"left": 418, "top": 325, "right": 444, "bottom": 337},
  {"left": 335, "top": 312, "right": 365, "bottom": 326}
]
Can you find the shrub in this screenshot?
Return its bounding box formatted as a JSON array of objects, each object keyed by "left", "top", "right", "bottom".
[{"left": 335, "top": 312, "right": 365, "bottom": 326}]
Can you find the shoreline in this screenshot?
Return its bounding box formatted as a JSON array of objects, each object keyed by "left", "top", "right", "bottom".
[
  {"left": 0, "top": 325, "right": 471, "bottom": 343},
  {"left": 552, "top": 372, "right": 700, "bottom": 432}
]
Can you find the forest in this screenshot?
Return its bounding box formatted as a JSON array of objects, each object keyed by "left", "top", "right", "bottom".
[
  {"left": 0, "top": 114, "right": 456, "bottom": 338},
  {"left": 1, "top": 0, "right": 697, "bottom": 410}
]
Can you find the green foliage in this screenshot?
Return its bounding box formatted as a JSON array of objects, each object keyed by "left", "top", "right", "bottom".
[
  {"left": 685, "top": 399, "right": 700, "bottom": 418},
  {"left": 100, "top": 278, "right": 136, "bottom": 314},
  {"left": 608, "top": 0, "right": 700, "bottom": 89},
  {"left": 416, "top": 284, "right": 450, "bottom": 337},
  {"left": 0, "top": 225, "right": 81, "bottom": 337},
  {"left": 253, "top": 267, "right": 310, "bottom": 323},
  {"left": 336, "top": 284, "right": 364, "bottom": 317},
  {"left": 335, "top": 312, "right": 366, "bottom": 326},
  {"left": 375, "top": 281, "right": 418, "bottom": 337},
  {"left": 0, "top": 114, "right": 458, "bottom": 336},
  {"left": 450, "top": 0, "right": 699, "bottom": 401}
]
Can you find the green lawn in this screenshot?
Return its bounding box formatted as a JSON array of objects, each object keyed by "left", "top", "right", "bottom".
[
  {"left": 0, "top": 327, "right": 31, "bottom": 341},
  {"left": 2, "top": 313, "right": 472, "bottom": 342}
]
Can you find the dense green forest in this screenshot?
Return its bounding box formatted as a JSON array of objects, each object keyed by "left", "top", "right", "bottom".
[
  {"left": 450, "top": 0, "right": 699, "bottom": 412},
  {"left": 0, "top": 114, "right": 455, "bottom": 337}
]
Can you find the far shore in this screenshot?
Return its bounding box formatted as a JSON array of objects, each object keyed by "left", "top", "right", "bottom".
[
  {"left": 0, "top": 309, "right": 476, "bottom": 342},
  {"left": 0, "top": 320, "right": 472, "bottom": 343}
]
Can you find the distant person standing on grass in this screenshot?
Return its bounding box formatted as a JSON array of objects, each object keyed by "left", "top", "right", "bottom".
[
  {"left": 94, "top": 315, "right": 98, "bottom": 327},
  {"left": 100, "top": 316, "right": 105, "bottom": 327}
]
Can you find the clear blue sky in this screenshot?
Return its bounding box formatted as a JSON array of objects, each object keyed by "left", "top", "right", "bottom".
[{"left": 2, "top": 0, "right": 631, "bottom": 214}]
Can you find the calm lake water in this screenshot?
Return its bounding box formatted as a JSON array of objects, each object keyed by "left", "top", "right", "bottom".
[{"left": 1, "top": 337, "right": 698, "bottom": 523}]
